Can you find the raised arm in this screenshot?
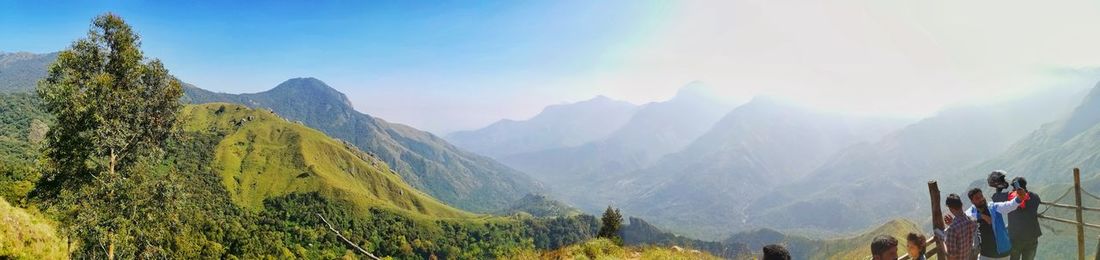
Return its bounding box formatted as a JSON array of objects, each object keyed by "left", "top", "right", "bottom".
[{"left": 992, "top": 194, "right": 1022, "bottom": 214}]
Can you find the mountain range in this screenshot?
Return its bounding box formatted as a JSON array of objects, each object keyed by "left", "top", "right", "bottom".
[
  {"left": 498, "top": 82, "right": 736, "bottom": 210},
  {"left": 0, "top": 52, "right": 58, "bottom": 93},
  {"left": 744, "top": 85, "right": 1086, "bottom": 234},
  {"left": 7, "top": 48, "right": 1100, "bottom": 259},
  {"left": 446, "top": 95, "right": 638, "bottom": 159},
  {"left": 611, "top": 97, "right": 907, "bottom": 238},
  {"left": 183, "top": 78, "right": 544, "bottom": 212}
]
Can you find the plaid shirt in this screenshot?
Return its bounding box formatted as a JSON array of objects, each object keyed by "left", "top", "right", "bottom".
[{"left": 943, "top": 211, "right": 977, "bottom": 260}]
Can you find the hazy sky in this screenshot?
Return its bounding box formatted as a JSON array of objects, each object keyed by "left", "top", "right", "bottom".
[{"left": 3, "top": 1, "right": 1100, "bottom": 134}]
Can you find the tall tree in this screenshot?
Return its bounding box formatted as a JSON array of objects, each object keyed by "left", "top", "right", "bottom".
[
  {"left": 34, "top": 13, "right": 183, "bottom": 259},
  {"left": 598, "top": 205, "right": 623, "bottom": 244}
]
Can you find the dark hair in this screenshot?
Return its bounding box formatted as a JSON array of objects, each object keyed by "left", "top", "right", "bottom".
[
  {"left": 1012, "top": 176, "right": 1028, "bottom": 190},
  {"left": 967, "top": 188, "right": 983, "bottom": 200},
  {"left": 762, "top": 244, "right": 791, "bottom": 260},
  {"left": 906, "top": 232, "right": 927, "bottom": 257},
  {"left": 946, "top": 193, "right": 963, "bottom": 209},
  {"left": 871, "top": 235, "right": 898, "bottom": 256}
]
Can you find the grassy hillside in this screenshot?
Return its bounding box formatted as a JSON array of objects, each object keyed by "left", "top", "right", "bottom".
[
  {"left": 506, "top": 238, "right": 722, "bottom": 260},
  {"left": 620, "top": 217, "right": 750, "bottom": 258},
  {"left": 0, "top": 198, "right": 65, "bottom": 259},
  {"left": 809, "top": 219, "right": 922, "bottom": 260},
  {"left": 183, "top": 78, "right": 544, "bottom": 213},
  {"left": 179, "top": 103, "right": 470, "bottom": 219}
]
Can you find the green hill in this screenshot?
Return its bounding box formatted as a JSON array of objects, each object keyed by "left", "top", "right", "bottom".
[
  {"left": 183, "top": 78, "right": 544, "bottom": 212},
  {"left": 810, "top": 219, "right": 922, "bottom": 260},
  {"left": 0, "top": 197, "right": 65, "bottom": 259},
  {"left": 179, "top": 103, "right": 470, "bottom": 219},
  {"left": 497, "top": 193, "right": 584, "bottom": 218},
  {"left": 506, "top": 238, "right": 723, "bottom": 260}
]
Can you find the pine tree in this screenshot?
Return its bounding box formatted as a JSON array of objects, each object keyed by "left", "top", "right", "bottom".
[{"left": 598, "top": 205, "right": 623, "bottom": 244}]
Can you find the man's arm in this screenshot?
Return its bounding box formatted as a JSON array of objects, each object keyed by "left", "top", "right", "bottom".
[{"left": 993, "top": 193, "right": 1023, "bottom": 214}]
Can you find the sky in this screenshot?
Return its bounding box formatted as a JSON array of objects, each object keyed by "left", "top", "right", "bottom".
[{"left": 3, "top": 0, "right": 1100, "bottom": 134}]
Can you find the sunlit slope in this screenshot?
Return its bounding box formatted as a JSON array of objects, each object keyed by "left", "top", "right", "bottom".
[
  {"left": 811, "top": 219, "right": 922, "bottom": 260},
  {"left": 0, "top": 198, "right": 65, "bottom": 259},
  {"left": 179, "top": 103, "right": 470, "bottom": 219}
]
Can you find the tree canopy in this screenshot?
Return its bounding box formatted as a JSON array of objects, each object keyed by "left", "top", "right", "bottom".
[
  {"left": 598, "top": 205, "right": 623, "bottom": 244},
  {"left": 33, "top": 13, "right": 183, "bottom": 258}
]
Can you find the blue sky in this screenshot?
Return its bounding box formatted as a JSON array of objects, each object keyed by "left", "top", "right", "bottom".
[
  {"left": 1, "top": 1, "right": 671, "bottom": 132},
  {"left": 4, "top": 1, "right": 1100, "bottom": 134}
]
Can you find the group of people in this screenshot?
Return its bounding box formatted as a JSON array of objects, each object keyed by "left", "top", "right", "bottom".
[{"left": 869, "top": 170, "right": 1043, "bottom": 260}]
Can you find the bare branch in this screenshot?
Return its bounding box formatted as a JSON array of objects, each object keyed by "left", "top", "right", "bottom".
[{"left": 316, "top": 213, "right": 381, "bottom": 260}]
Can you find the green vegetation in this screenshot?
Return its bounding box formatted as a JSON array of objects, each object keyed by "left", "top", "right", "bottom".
[
  {"left": 180, "top": 103, "right": 469, "bottom": 219},
  {"left": 1, "top": 13, "right": 600, "bottom": 259},
  {"left": 0, "top": 92, "right": 51, "bottom": 203},
  {"left": 598, "top": 206, "right": 623, "bottom": 244},
  {"left": 622, "top": 217, "right": 749, "bottom": 259},
  {"left": 3, "top": 99, "right": 603, "bottom": 258},
  {"left": 506, "top": 238, "right": 722, "bottom": 260},
  {"left": 809, "top": 219, "right": 921, "bottom": 260},
  {"left": 0, "top": 197, "right": 66, "bottom": 259},
  {"left": 183, "top": 78, "right": 544, "bottom": 213},
  {"left": 497, "top": 193, "right": 584, "bottom": 217},
  {"left": 32, "top": 13, "right": 186, "bottom": 257}
]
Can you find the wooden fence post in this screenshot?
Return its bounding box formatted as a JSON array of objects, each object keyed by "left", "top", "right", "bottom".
[
  {"left": 1076, "top": 168, "right": 1085, "bottom": 260},
  {"left": 1095, "top": 235, "right": 1099, "bottom": 260},
  {"left": 928, "top": 180, "right": 947, "bottom": 258}
]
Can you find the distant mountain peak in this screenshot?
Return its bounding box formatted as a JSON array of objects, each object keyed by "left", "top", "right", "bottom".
[
  {"left": 266, "top": 77, "right": 354, "bottom": 108},
  {"left": 271, "top": 77, "right": 331, "bottom": 92},
  {"left": 673, "top": 81, "right": 712, "bottom": 99}
]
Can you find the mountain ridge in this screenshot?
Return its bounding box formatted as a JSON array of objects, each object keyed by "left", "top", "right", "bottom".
[
  {"left": 446, "top": 95, "right": 638, "bottom": 158},
  {"left": 183, "top": 78, "right": 545, "bottom": 212}
]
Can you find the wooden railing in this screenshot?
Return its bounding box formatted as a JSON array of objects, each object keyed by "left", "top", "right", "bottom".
[{"left": 1034, "top": 168, "right": 1099, "bottom": 260}]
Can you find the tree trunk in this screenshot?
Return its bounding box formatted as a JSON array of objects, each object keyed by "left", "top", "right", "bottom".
[
  {"left": 108, "top": 148, "right": 116, "bottom": 260},
  {"left": 109, "top": 149, "right": 117, "bottom": 176}
]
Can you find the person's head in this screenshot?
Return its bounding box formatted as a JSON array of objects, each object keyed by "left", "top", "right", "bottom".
[
  {"left": 968, "top": 187, "right": 986, "bottom": 208},
  {"left": 946, "top": 193, "right": 964, "bottom": 214},
  {"left": 988, "top": 170, "right": 1009, "bottom": 192},
  {"left": 906, "top": 232, "right": 927, "bottom": 259},
  {"left": 762, "top": 244, "right": 791, "bottom": 260},
  {"left": 1012, "top": 176, "right": 1028, "bottom": 192},
  {"left": 871, "top": 235, "right": 898, "bottom": 260}
]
